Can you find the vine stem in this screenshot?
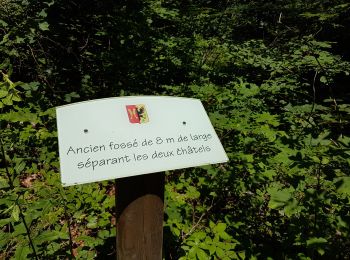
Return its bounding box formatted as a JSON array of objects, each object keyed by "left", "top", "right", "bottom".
[
  {"left": 63, "top": 203, "right": 74, "bottom": 259},
  {"left": 0, "top": 138, "right": 39, "bottom": 260},
  {"left": 59, "top": 187, "right": 74, "bottom": 259}
]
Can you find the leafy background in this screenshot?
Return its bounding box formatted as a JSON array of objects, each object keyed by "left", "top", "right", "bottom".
[{"left": 1, "top": 0, "right": 350, "bottom": 259}]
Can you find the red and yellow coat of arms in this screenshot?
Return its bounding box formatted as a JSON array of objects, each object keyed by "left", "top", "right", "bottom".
[{"left": 126, "top": 104, "right": 149, "bottom": 124}]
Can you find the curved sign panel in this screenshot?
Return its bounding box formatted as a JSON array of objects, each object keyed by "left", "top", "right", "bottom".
[{"left": 56, "top": 96, "right": 228, "bottom": 186}]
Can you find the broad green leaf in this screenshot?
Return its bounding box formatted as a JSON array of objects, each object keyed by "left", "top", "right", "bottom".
[
  {"left": 14, "top": 160, "right": 26, "bottom": 173},
  {"left": 34, "top": 230, "right": 68, "bottom": 245},
  {"left": 2, "top": 96, "right": 13, "bottom": 105},
  {"left": 306, "top": 237, "right": 327, "bottom": 247},
  {"left": 14, "top": 245, "right": 31, "bottom": 260},
  {"left": 283, "top": 199, "right": 302, "bottom": 217},
  {"left": 0, "top": 177, "right": 10, "bottom": 188},
  {"left": 12, "top": 205, "right": 20, "bottom": 221},
  {"left": 320, "top": 76, "right": 327, "bottom": 84},
  {"left": 216, "top": 247, "right": 225, "bottom": 258},
  {"left": 317, "top": 248, "right": 325, "bottom": 256},
  {"left": 13, "top": 223, "right": 27, "bottom": 236},
  {"left": 193, "top": 231, "right": 206, "bottom": 240},
  {"left": 196, "top": 248, "right": 208, "bottom": 260},
  {"left": 0, "top": 89, "right": 8, "bottom": 98},
  {"left": 335, "top": 177, "right": 350, "bottom": 196},
  {"left": 38, "top": 9, "right": 47, "bottom": 18},
  {"left": 0, "top": 217, "right": 12, "bottom": 227},
  {"left": 0, "top": 19, "right": 8, "bottom": 27},
  {"left": 208, "top": 244, "right": 216, "bottom": 255},
  {"left": 215, "top": 223, "right": 226, "bottom": 233},
  {"left": 267, "top": 186, "right": 294, "bottom": 209},
  {"left": 39, "top": 22, "right": 49, "bottom": 31}
]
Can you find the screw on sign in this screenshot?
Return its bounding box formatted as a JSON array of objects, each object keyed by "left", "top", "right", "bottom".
[{"left": 56, "top": 97, "right": 228, "bottom": 259}]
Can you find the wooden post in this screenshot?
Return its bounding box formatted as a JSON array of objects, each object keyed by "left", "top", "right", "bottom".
[{"left": 116, "top": 172, "right": 164, "bottom": 260}]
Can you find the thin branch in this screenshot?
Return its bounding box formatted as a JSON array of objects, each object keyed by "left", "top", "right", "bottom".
[
  {"left": 64, "top": 201, "right": 74, "bottom": 259},
  {"left": 182, "top": 197, "right": 214, "bottom": 240},
  {"left": 79, "top": 35, "right": 90, "bottom": 52},
  {"left": 306, "top": 70, "right": 318, "bottom": 124},
  {"left": 27, "top": 45, "right": 40, "bottom": 67}
]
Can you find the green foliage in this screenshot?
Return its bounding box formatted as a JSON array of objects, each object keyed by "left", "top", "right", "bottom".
[{"left": 1, "top": 0, "right": 350, "bottom": 259}]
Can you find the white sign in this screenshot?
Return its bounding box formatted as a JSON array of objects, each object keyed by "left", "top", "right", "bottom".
[{"left": 56, "top": 96, "right": 228, "bottom": 186}]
